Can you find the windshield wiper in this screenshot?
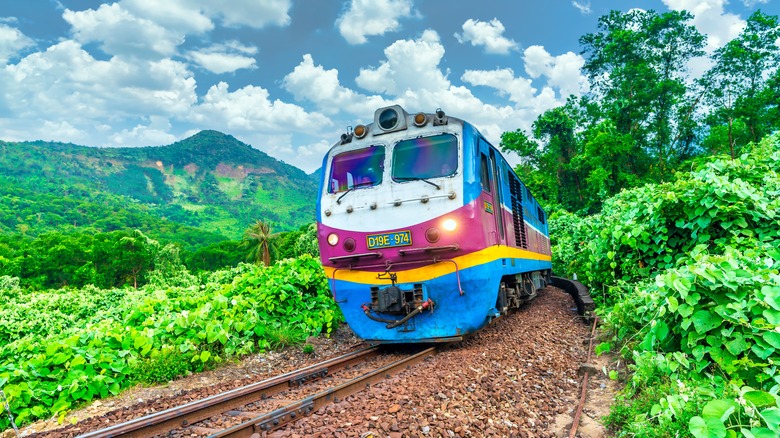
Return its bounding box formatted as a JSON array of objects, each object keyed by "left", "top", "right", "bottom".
[
  {"left": 336, "top": 181, "right": 375, "bottom": 204},
  {"left": 394, "top": 176, "right": 441, "bottom": 190}
]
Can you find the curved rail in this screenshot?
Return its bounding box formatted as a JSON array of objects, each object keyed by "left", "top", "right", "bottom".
[
  {"left": 80, "top": 345, "right": 381, "bottom": 438},
  {"left": 212, "top": 346, "right": 438, "bottom": 437}
]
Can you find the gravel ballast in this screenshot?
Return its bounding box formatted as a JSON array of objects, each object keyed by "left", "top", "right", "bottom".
[{"left": 13, "top": 286, "right": 594, "bottom": 438}]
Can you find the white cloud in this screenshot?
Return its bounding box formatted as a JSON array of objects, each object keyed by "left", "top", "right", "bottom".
[
  {"left": 122, "top": 0, "right": 214, "bottom": 34},
  {"left": 1, "top": 40, "right": 197, "bottom": 134},
  {"left": 572, "top": 1, "right": 592, "bottom": 14},
  {"left": 63, "top": 0, "right": 292, "bottom": 60},
  {"left": 461, "top": 69, "right": 536, "bottom": 105},
  {"left": 188, "top": 41, "right": 258, "bottom": 74},
  {"left": 454, "top": 18, "right": 518, "bottom": 55},
  {"left": 111, "top": 116, "right": 177, "bottom": 146},
  {"left": 63, "top": 3, "right": 182, "bottom": 58},
  {"left": 741, "top": 0, "right": 769, "bottom": 6},
  {"left": 282, "top": 54, "right": 389, "bottom": 115},
  {"left": 123, "top": 0, "right": 291, "bottom": 30},
  {"left": 0, "top": 23, "right": 35, "bottom": 64},
  {"left": 337, "top": 0, "right": 414, "bottom": 44},
  {"left": 194, "top": 0, "right": 292, "bottom": 28},
  {"left": 356, "top": 30, "right": 448, "bottom": 94},
  {"left": 662, "top": 0, "right": 745, "bottom": 52},
  {"left": 523, "top": 45, "right": 589, "bottom": 98},
  {"left": 190, "top": 81, "right": 332, "bottom": 134}
]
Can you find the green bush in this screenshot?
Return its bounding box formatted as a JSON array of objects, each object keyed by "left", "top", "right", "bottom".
[
  {"left": 551, "top": 134, "right": 780, "bottom": 437},
  {"left": 0, "top": 254, "right": 342, "bottom": 430}
]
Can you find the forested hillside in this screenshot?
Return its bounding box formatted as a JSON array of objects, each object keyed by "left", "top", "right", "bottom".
[{"left": 0, "top": 130, "right": 317, "bottom": 241}]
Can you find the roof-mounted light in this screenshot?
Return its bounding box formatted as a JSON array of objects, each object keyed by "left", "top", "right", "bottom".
[
  {"left": 433, "top": 108, "right": 448, "bottom": 126},
  {"left": 373, "top": 105, "right": 408, "bottom": 134},
  {"left": 413, "top": 112, "right": 427, "bottom": 127},
  {"left": 354, "top": 124, "right": 367, "bottom": 139}
]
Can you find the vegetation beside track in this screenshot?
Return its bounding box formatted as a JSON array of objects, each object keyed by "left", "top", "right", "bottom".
[
  {"left": 549, "top": 134, "right": 780, "bottom": 437},
  {"left": 0, "top": 255, "right": 342, "bottom": 430}
]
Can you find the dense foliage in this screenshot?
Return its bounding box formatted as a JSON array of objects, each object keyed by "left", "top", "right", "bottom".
[
  {"left": 0, "top": 255, "right": 340, "bottom": 430},
  {"left": 0, "top": 223, "right": 318, "bottom": 289},
  {"left": 504, "top": 10, "right": 780, "bottom": 214},
  {"left": 549, "top": 134, "right": 780, "bottom": 437}
]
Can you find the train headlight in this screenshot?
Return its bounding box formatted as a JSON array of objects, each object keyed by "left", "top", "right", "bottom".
[
  {"left": 442, "top": 219, "right": 457, "bottom": 231},
  {"left": 413, "top": 112, "right": 427, "bottom": 127},
  {"left": 327, "top": 233, "right": 339, "bottom": 246},
  {"left": 378, "top": 108, "right": 400, "bottom": 130}
]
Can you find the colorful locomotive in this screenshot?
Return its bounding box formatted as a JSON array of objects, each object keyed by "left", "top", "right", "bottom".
[{"left": 316, "top": 105, "right": 551, "bottom": 343}]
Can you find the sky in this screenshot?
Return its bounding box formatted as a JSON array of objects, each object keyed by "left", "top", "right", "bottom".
[{"left": 0, "top": 0, "right": 777, "bottom": 173}]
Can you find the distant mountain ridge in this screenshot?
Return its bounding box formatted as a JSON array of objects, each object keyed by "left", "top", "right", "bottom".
[{"left": 0, "top": 130, "right": 319, "bottom": 244}]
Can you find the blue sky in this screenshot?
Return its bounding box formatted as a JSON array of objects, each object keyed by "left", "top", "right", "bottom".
[{"left": 0, "top": 0, "right": 776, "bottom": 172}]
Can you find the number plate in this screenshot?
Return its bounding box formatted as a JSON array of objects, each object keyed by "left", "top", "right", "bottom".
[{"left": 366, "top": 231, "right": 412, "bottom": 249}]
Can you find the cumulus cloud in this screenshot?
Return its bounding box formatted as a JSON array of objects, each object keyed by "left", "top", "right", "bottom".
[
  {"left": 282, "top": 54, "right": 389, "bottom": 115},
  {"left": 124, "top": 0, "right": 291, "bottom": 30},
  {"left": 187, "top": 41, "right": 258, "bottom": 74},
  {"left": 0, "top": 23, "right": 35, "bottom": 64},
  {"left": 522, "top": 45, "right": 588, "bottom": 98},
  {"left": 356, "top": 29, "right": 448, "bottom": 94},
  {"left": 190, "top": 81, "right": 332, "bottom": 134},
  {"left": 110, "top": 116, "right": 177, "bottom": 146},
  {"left": 662, "top": 0, "right": 745, "bottom": 52},
  {"left": 63, "top": 3, "right": 182, "bottom": 59},
  {"left": 337, "top": 0, "right": 414, "bottom": 44},
  {"left": 63, "top": 0, "right": 292, "bottom": 59},
  {"left": 5, "top": 41, "right": 197, "bottom": 118},
  {"left": 461, "top": 69, "right": 536, "bottom": 105},
  {"left": 454, "top": 18, "right": 518, "bottom": 55}
]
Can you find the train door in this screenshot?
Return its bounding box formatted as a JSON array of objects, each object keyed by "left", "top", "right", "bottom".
[{"left": 479, "top": 138, "right": 505, "bottom": 245}]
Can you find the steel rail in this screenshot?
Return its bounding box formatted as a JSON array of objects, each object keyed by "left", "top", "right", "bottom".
[
  {"left": 80, "top": 345, "right": 380, "bottom": 438},
  {"left": 211, "top": 346, "right": 438, "bottom": 438}
]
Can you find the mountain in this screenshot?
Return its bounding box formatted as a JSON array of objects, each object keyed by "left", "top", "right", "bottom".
[{"left": 0, "top": 131, "right": 318, "bottom": 245}]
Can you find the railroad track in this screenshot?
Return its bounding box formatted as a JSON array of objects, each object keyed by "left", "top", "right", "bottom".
[{"left": 79, "top": 345, "right": 437, "bottom": 437}]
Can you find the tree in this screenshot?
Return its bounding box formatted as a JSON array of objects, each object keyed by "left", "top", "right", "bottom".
[
  {"left": 501, "top": 102, "right": 583, "bottom": 211},
  {"left": 116, "top": 230, "right": 157, "bottom": 289},
  {"left": 242, "top": 220, "right": 277, "bottom": 266},
  {"left": 579, "top": 9, "right": 706, "bottom": 178},
  {"left": 702, "top": 11, "right": 780, "bottom": 157}
]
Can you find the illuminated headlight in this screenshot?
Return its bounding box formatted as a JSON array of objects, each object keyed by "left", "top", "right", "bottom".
[
  {"left": 327, "top": 233, "right": 339, "bottom": 246},
  {"left": 442, "top": 219, "right": 457, "bottom": 231}
]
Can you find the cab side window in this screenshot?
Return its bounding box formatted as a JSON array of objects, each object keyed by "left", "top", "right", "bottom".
[{"left": 480, "top": 153, "right": 491, "bottom": 192}]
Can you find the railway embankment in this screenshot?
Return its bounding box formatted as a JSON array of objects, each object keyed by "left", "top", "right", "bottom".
[{"left": 15, "top": 286, "right": 614, "bottom": 438}]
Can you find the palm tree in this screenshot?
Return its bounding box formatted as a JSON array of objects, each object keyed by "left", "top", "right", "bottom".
[{"left": 242, "top": 220, "right": 277, "bottom": 266}]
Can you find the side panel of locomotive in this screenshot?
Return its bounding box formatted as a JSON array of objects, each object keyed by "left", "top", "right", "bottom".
[{"left": 317, "top": 106, "right": 551, "bottom": 343}]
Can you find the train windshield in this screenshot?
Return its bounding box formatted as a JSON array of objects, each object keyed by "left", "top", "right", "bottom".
[
  {"left": 392, "top": 134, "right": 458, "bottom": 181},
  {"left": 327, "top": 146, "right": 385, "bottom": 193}
]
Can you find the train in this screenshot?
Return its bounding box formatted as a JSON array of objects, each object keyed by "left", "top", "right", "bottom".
[{"left": 316, "top": 105, "right": 552, "bottom": 343}]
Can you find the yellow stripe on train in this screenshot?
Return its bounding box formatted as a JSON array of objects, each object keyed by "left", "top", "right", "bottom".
[{"left": 322, "top": 245, "right": 551, "bottom": 285}]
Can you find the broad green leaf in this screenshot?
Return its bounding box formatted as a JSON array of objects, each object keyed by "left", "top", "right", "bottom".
[
  {"left": 689, "top": 416, "right": 727, "bottom": 438},
  {"left": 702, "top": 399, "right": 738, "bottom": 422},
  {"left": 200, "top": 351, "right": 211, "bottom": 363},
  {"left": 693, "top": 310, "right": 722, "bottom": 334},
  {"left": 743, "top": 427, "right": 777, "bottom": 438},
  {"left": 761, "top": 407, "right": 780, "bottom": 432},
  {"left": 725, "top": 335, "right": 749, "bottom": 355},
  {"left": 763, "top": 332, "right": 780, "bottom": 349},
  {"left": 744, "top": 391, "right": 777, "bottom": 408}
]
